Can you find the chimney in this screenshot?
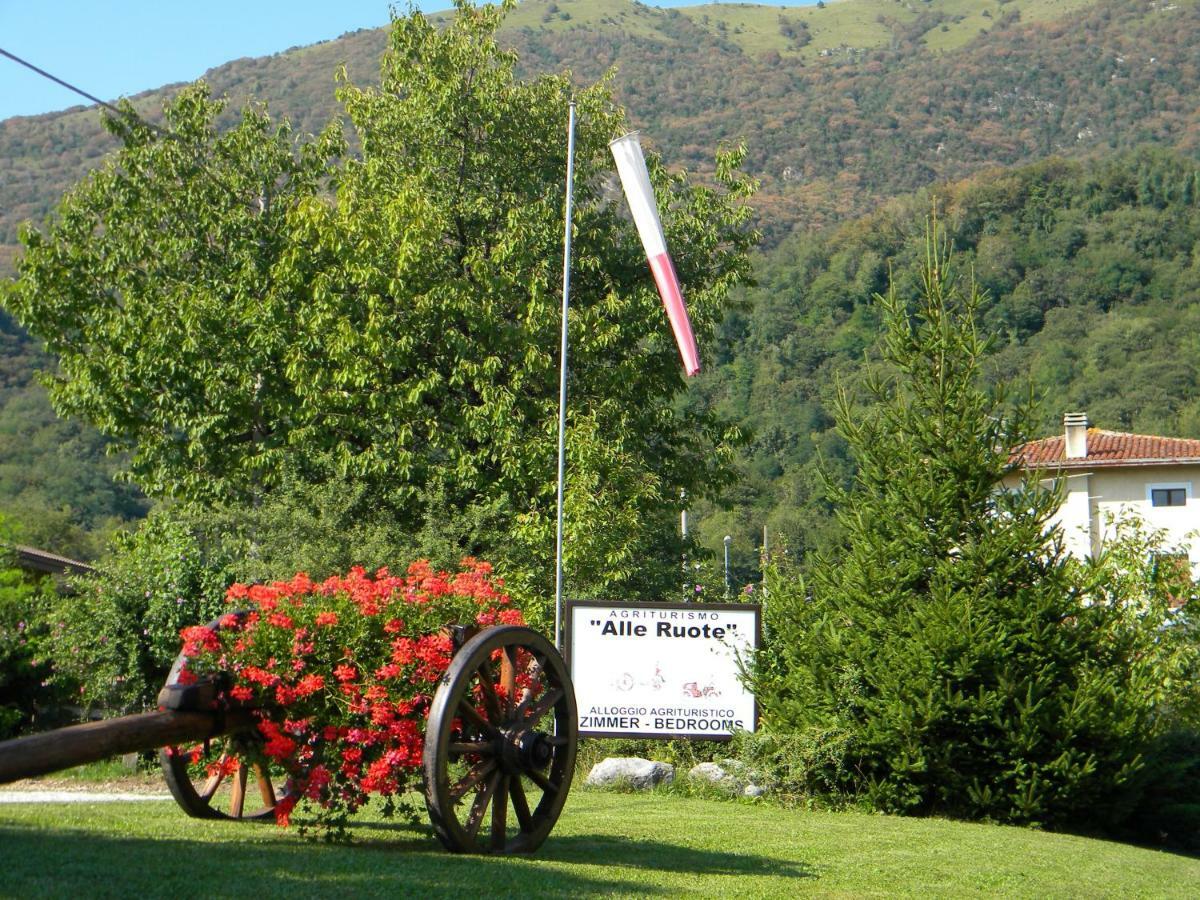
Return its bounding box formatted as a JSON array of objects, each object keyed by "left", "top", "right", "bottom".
[{"left": 1064, "top": 412, "right": 1089, "bottom": 459}]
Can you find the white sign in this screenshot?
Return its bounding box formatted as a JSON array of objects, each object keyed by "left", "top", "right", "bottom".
[{"left": 566, "top": 601, "right": 759, "bottom": 739}]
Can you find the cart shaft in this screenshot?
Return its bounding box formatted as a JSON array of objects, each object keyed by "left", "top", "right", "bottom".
[{"left": 0, "top": 709, "right": 252, "bottom": 785}]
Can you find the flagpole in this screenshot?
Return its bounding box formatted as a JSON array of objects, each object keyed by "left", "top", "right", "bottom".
[{"left": 554, "top": 100, "right": 577, "bottom": 651}]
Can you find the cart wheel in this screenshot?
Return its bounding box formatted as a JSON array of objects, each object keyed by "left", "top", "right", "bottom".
[
  {"left": 423, "top": 625, "right": 577, "bottom": 854},
  {"left": 159, "top": 736, "right": 284, "bottom": 821},
  {"left": 159, "top": 623, "right": 290, "bottom": 821}
]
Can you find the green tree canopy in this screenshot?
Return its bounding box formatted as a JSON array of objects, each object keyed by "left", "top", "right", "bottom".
[{"left": 3, "top": 1, "right": 756, "bottom": 605}]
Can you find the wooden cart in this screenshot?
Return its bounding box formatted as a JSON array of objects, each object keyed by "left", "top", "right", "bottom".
[{"left": 0, "top": 624, "right": 577, "bottom": 854}]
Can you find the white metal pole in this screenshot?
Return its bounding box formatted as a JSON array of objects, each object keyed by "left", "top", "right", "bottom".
[
  {"left": 724, "top": 534, "right": 732, "bottom": 598},
  {"left": 553, "top": 101, "right": 577, "bottom": 651}
]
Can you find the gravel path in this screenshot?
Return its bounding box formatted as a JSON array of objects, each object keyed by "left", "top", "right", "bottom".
[
  {"left": 0, "top": 789, "right": 171, "bottom": 803},
  {"left": 0, "top": 774, "right": 171, "bottom": 803}
]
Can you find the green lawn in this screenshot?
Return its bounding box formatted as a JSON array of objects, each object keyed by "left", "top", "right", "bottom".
[{"left": 0, "top": 789, "right": 1196, "bottom": 897}]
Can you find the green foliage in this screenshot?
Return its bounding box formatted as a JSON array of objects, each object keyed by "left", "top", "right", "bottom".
[
  {"left": 40, "top": 511, "right": 235, "bottom": 711},
  {"left": 0, "top": 515, "right": 56, "bottom": 737},
  {"left": 5, "top": 1, "right": 756, "bottom": 613},
  {"left": 724, "top": 728, "right": 858, "bottom": 807},
  {"left": 752, "top": 227, "right": 1200, "bottom": 836},
  {"left": 693, "top": 146, "right": 1200, "bottom": 573},
  {"left": 4, "top": 85, "right": 345, "bottom": 502}
]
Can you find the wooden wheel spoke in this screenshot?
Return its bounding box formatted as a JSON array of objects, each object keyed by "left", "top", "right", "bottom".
[
  {"left": 499, "top": 646, "right": 517, "bottom": 717},
  {"left": 511, "top": 777, "right": 534, "bottom": 832},
  {"left": 254, "top": 762, "right": 277, "bottom": 807},
  {"left": 448, "top": 741, "right": 494, "bottom": 757},
  {"left": 526, "top": 767, "right": 558, "bottom": 796},
  {"left": 513, "top": 658, "right": 546, "bottom": 719},
  {"left": 199, "top": 753, "right": 228, "bottom": 801},
  {"left": 456, "top": 698, "right": 500, "bottom": 737},
  {"left": 465, "top": 771, "right": 500, "bottom": 840},
  {"left": 490, "top": 774, "right": 510, "bottom": 851},
  {"left": 474, "top": 661, "right": 503, "bottom": 723},
  {"left": 523, "top": 687, "right": 564, "bottom": 729},
  {"left": 544, "top": 734, "right": 570, "bottom": 747},
  {"left": 229, "top": 761, "right": 248, "bottom": 818},
  {"left": 450, "top": 759, "right": 497, "bottom": 803}
]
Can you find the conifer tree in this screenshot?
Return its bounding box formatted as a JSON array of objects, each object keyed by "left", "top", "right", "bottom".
[{"left": 756, "top": 225, "right": 1184, "bottom": 829}]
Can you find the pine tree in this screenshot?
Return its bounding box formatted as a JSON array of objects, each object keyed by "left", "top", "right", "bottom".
[{"left": 756, "top": 224, "right": 1179, "bottom": 829}]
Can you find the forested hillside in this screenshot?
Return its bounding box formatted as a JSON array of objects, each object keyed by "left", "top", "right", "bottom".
[
  {"left": 8, "top": 0, "right": 1200, "bottom": 266},
  {"left": 5, "top": 0, "right": 1200, "bottom": 562},
  {"left": 692, "top": 146, "right": 1200, "bottom": 575}
]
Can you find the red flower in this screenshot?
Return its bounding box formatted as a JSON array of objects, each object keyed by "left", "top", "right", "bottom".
[
  {"left": 391, "top": 638, "right": 416, "bottom": 665},
  {"left": 296, "top": 673, "right": 325, "bottom": 697},
  {"left": 274, "top": 793, "right": 297, "bottom": 828},
  {"left": 180, "top": 625, "right": 220, "bottom": 655},
  {"left": 176, "top": 560, "right": 522, "bottom": 838}
]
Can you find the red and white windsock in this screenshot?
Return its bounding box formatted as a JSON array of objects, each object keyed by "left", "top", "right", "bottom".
[{"left": 610, "top": 132, "right": 701, "bottom": 377}]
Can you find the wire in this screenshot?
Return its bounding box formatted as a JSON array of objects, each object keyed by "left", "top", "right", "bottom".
[
  {"left": 0, "top": 46, "right": 166, "bottom": 136},
  {"left": 0, "top": 46, "right": 273, "bottom": 204}
]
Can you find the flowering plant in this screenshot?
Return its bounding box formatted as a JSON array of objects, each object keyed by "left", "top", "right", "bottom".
[{"left": 172, "top": 559, "right": 523, "bottom": 836}]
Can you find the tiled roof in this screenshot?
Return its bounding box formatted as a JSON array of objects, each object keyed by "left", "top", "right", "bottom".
[
  {"left": 6, "top": 543, "right": 94, "bottom": 576},
  {"left": 1013, "top": 429, "right": 1200, "bottom": 469}
]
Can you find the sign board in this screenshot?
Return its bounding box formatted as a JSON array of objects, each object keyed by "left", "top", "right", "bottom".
[{"left": 566, "top": 600, "right": 760, "bottom": 740}]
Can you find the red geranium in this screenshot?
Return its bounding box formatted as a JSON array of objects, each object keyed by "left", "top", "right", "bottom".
[{"left": 176, "top": 559, "right": 523, "bottom": 837}]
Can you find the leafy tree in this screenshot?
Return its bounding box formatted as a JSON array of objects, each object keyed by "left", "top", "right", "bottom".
[
  {"left": 3, "top": 86, "right": 344, "bottom": 501},
  {"left": 753, "top": 225, "right": 1198, "bottom": 832},
  {"left": 4, "top": 1, "right": 756, "bottom": 607}
]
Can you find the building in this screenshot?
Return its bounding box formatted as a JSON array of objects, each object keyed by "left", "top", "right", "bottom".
[
  {"left": 1009, "top": 413, "right": 1200, "bottom": 570},
  {"left": 4, "top": 543, "right": 93, "bottom": 577}
]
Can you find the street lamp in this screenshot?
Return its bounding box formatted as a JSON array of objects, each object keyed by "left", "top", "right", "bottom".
[{"left": 724, "top": 535, "right": 732, "bottom": 598}]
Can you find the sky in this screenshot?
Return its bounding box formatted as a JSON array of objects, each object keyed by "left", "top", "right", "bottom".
[{"left": 0, "top": 1, "right": 817, "bottom": 121}]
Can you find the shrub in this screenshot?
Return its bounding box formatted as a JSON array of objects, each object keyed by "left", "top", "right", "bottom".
[
  {"left": 0, "top": 520, "right": 62, "bottom": 737},
  {"left": 725, "top": 729, "right": 858, "bottom": 807},
  {"left": 0, "top": 566, "right": 52, "bottom": 738}
]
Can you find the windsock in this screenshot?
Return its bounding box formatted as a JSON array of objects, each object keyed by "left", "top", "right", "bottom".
[{"left": 609, "top": 132, "right": 701, "bottom": 377}]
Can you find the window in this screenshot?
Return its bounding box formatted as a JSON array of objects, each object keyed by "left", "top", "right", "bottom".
[
  {"left": 1152, "top": 488, "right": 1186, "bottom": 507},
  {"left": 1149, "top": 485, "right": 1189, "bottom": 507}
]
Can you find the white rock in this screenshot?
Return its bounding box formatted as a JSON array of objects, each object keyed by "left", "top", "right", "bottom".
[
  {"left": 689, "top": 762, "right": 735, "bottom": 784},
  {"left": 743, "top": 784, "right": 767, "bottom": 798},
  {"left": 585, "top": 757, "right": 675, "bottom": 790}
]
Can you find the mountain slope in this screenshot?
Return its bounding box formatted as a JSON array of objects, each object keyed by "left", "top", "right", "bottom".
[
  {"left": 5, "top": 0, "right": 1180, "bottom": 267},
  {"left": 690, "top": 145, "right": 1200, "bottom": 574},
  {"left": 4, "top": 0, "right": 1200, "bottom": 558}
]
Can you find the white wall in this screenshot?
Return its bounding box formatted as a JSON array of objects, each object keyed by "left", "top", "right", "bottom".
[
  {"left": 1005, "top": 464, "right": 1200, "bottom": 569},
  {"left": 1090, "top": 465, "right": 1199, "bottom": 567}
]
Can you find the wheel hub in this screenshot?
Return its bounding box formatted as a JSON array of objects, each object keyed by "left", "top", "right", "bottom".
[{"left": 498, "top": 729, "right": 553, "bottom": 774}]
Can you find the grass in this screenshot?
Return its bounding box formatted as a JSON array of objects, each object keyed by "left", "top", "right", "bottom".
[
  {"left": 1, "top": 788, "right": 1197, "bottom": 897},
  {"left": 495, "top": 1, "right": 1112, "bottom": 61}
]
